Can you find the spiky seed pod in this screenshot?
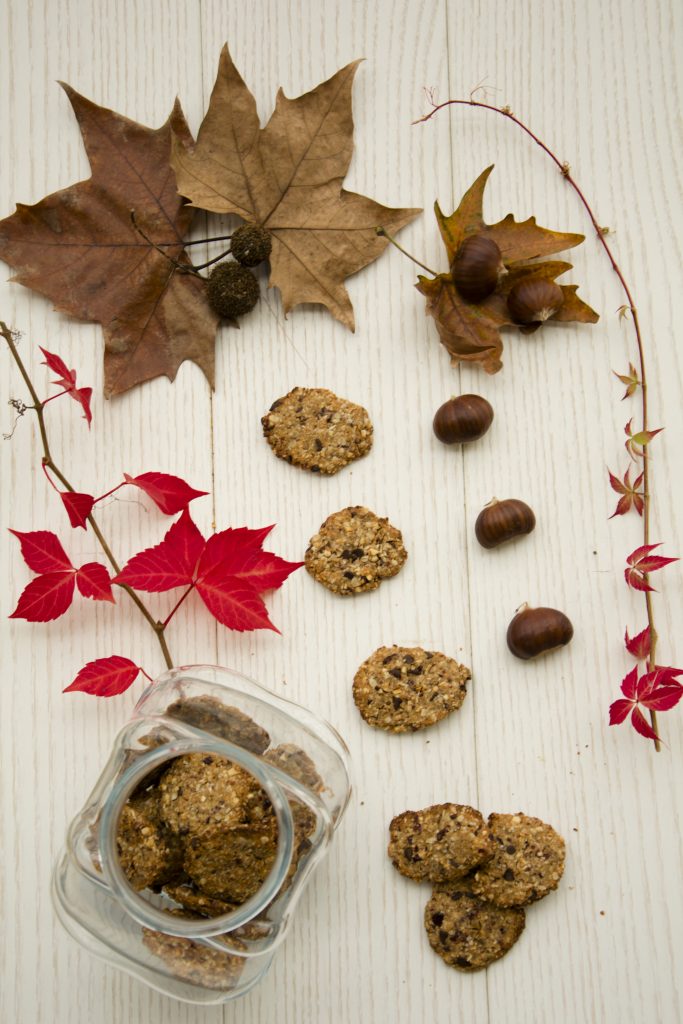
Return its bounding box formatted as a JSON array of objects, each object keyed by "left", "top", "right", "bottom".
[
  {"left": 206, "top": 262, "right": 260, "bottom": 320},
  {"left": 231, "top": 224, "right": 272, "bottom": 267}
]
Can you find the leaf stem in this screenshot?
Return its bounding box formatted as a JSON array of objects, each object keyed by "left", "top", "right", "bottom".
[
  {"left": 416, "top": 98, "right": 661, "bottom": 749},
  {"left": 375, "top": 226, "right": 437, "bottom": 276},
  {"left": 161, "top": 584, "right": 195, "bottom": 629},
  {"left": 130, "top": 211, "right": 202, "bottom": 278},
  {"left": 1, "top": 321, "right": 174, "bottom": 671}
]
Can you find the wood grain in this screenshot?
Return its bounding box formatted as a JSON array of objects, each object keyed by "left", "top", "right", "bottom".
[{"left": 0, "top": 0, "right": 681, "bottom": 1021}]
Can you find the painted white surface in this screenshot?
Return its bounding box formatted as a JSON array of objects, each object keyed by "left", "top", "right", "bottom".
[{"left": 1, "top": 1, "right": 681, "bottom": 1021}]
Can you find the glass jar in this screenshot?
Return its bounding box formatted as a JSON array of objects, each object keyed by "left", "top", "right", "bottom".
[{"left": 52, "top": 665, "right": 351, "bottom": 1005}]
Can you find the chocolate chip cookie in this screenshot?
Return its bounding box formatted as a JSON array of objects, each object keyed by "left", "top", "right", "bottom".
[
  {"left": 305, "top": 507, "right": 407, "bottom": 595},
  {"left": 262, "top": 387, "right": 373, "bottom": 474},
  {"left": 388, "top": 803, "right": 493, "bottom": 882},
  {"left": 470, "top": 812, "right": 566, "bottom": 907},
  {"left": 424, "top": 878, "right": 526, "bottom": 971}
]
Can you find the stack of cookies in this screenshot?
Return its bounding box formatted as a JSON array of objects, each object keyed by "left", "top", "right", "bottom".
[{"left": 388, "top": 803, "right": 565, "bottom": 971}]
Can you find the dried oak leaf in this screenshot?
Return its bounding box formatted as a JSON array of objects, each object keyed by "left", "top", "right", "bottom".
[
  {"left": 416, "top": 166, "right": 599, "bottom": 373},
  {"left": 0, "top": 87, "right": 219, "bottom": 397},
  {"left": 171, "top": 45, "right": 421, "bottom": 330}
]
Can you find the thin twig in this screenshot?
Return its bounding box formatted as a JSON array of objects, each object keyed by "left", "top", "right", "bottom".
[
  {"left": 376, "top": 226, "right": 437, "bottom": 276},
  {"left": 1, "top": 321, "right": 174, "bottom": 671},
  {"left": 416, "top": 98, "right": 661, "bottom": 748},
  {"left": 130, "top": 211, "right": 202, "bottom": 278}
]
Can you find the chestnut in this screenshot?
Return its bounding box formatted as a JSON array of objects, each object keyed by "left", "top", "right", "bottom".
[
  {"left": 451, "top": 235, "right": 505, "bottom": 303},
  {"left": 475, "top": 498, "right": 536, "bottom": 549},
  {"left": 507, "top": 278, "right": 564, "bottom": 325},
  {"left": 433, "top": 394, "right": 494, "bottom": 445},
  {"left": 506, "top": 604, "right": 574, "bottom": 660}
]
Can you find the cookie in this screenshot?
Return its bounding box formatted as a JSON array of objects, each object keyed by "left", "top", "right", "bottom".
[
  {"left": 142, "top": 910, "right": 245, "bottom": 990},
  {"left": 263, "top": 744, "right": 324, "bottom": 792},
  {"left": 262, "top": 387, "right": 373, "bottom": 474},
  {"left": 388, "top": 803, "right": 493, "bottom": 882},
  {"left": 184, "top": 820, "right": 279, "bottom": 904},
  {"left": 158, "top": 754, "right": 269, "bottom": 836},
  {"left": 469, "top": 812, "right": 566, "bottom": 908},
  {"left": 165, "top": 696, "right": 270, "bottom": 755},
  {"left": 305, "top": 506, "right": 407, "bottom": 595},
  {"left": 163, "top": 883, "right": 236, "bottom": 919},
  {"left": 353, "top": 646, "right": 470, "bottom": 732},
  {"left": 424, "top": 878, "right": 526, "bottom": 971},
  {"left": 116, "top": 789, "right": 185, "bottom": 891}
]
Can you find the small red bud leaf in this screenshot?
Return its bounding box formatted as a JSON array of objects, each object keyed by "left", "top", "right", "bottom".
[
  {"left": 124, "top": 472, "right": 208, "bottom": 515},
  {"left": 613, "top": 364, "right": 640, "bottom": 400},
  {"left": 630, "top": 428, "right": 663, "bottom": 447},
  {"left": 60, "top": 491, "right": 95, "bottom": 529},
  {"left": 76, "top": 562, "right": 115, "bottom": 603},
  {"left": 40, "top": 347, "right": 76, "bottom": 387},
  {"left": 608, "top": 467, "right": 644, "bottom": 518},
  {"left": 624, "top": 626, "right": 651, "bottom": 660},
  {"left": 609, "top": 698, "right": 633, "bottom": 725},
  {"left": 10, "top": 570, "right": 76, "bottom": 621},
  {"left": 625, "top": 543, "right": 678, "bottom": 590},
  {"left": 195, "top": 573, "right": 279, "bottom": 633},
  {"left": 630, "top": 706, "right": 660, "bottom": 742},
  {"left": 64, "top": 655, "right": 141, "bottom": 697},
  {"left": 9, "top": 528, "right": 73, "bottom": 573},
  {"left": 624, "top": 568, "right": 656, "bottom": 592},
  {"left": 620, "top": 665, "right": 639, "bottom": 700}
]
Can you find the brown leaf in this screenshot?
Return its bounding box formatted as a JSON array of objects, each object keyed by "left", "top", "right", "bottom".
[
  {"left": 0, "top": 87, "right": 219, "bottom": 396},
  {"left": 420, "top": 166, "right": 598, "bottom": 370},
  {"left": 171, "top": 46, "right": 421, "bottom": 330}
]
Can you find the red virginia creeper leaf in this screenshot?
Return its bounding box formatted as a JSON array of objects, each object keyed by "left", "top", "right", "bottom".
[
  {"left": 9, "top": 570, "right": 75, "bottom": 621},
  {"left": 113, "top": 509, "right": 204, "bottom": 591},
  {"left": 630, "top": 706, "right": 660, "bottom": 742},
  {"left": 40, "top": 347, "right": 77, "bottom": 387},
  {"left": 76, "top": 562, "right": 115, "bottom": 603},
  {"left": 614, "top": 363, "right": 639, "bottom": 400},
  {"left": 230, "top": 550, "right": 304, "bottom": 591},
  {"left": 639, "top": 684, "right": 683, "bottom": 712},
  {"left": 9, "top": 528, "right": 73, "bottom": 573},
  {"left": 634, "top": 555, "right": 678, "bottom": 572},
  {"left": 608, "top": 467, "right": 644, "bottom": 518},
  {"left": 60, "top": 490, "right": 95, "bottom": 529},
  {"left": 625, "top": 626, "right": 651, "bottom": 660},
  {"left": 609, "top": 698, "right": 633, "bottom": 725},
  {"left": 630, "top": 428, "right": 663, "bottom": 446},
  {"left": 64, "top": 655, "right": 141, "bottom": 696},
  {"left": 620, "top": 665, "right": 639, "bottom": 700},
  {"left": 197, "top": 525, "right": 275, "bottom": 576},
  {"left": 624, "top": 568, "right": 655, "bottom": 592},
  {"left": 195, "top": 572, "right": 278, "bottom": 633},
  {"left": 70, "top": 386, "right": 93, "bottom": 427},
  {"left": 124, "top": 471, "right": 208, "bottom": 515}
]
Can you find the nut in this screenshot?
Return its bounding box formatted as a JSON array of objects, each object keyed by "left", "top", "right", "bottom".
[
  {"left": 433, "top": 394, "right": 494, "bottom": 445},
  {"left": 475, "top": 498, "right": 536, "bottom": 549},
  {"left": 507, "top": 278, "right": 564, "bottom": 325},
  {"left": 451, "top": 235, "right": 505, "bottom": 303},
  {"left": 506, "top": 604, "right": 574, "bottom": 660}
]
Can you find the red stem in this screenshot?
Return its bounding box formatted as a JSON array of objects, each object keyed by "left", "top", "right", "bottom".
[
  {"left": 416, "top": 97, "right": 660, "bottom": 749},
  {"left": 161, "top": 584, "right": 195, "bottom": 629},
  {"left": 41, "top": 389, "right": 70, "bottom": 407},
  {"left": 93, "top": 480, "right": 126, "bottom": 505}
]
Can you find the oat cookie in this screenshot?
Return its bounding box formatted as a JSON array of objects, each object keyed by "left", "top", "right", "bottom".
[
  {"left": 158, "top": 754, "right": 269, "bottom": 836},
  {"left": 353, "top": 646, "right": 470, "bottom": 732},
  {"left": 116, "top": 789, "right": 184, "bottom": 891},
  {"left": 142, "top": 910, "right": 245, "bottom": 990},
  {"left": 305, "top": 506, "right": 407, "bottom": 595},
  {"left": 470, "top": 812, "right": 566, "bottom": 908},
  {"left": 184, "top": 819, "right": 278, "bottom": 904},
  {"left": 163, "top": 883, "right": 236, "bottom": 919},
  {"left": 165, "top": 696, "right": 270, "bottom": 755},
  {"left": 424, "top": 878, "right": 526, "bottom": 971},
  {"left": 263, "top": 744, "right": 324, "bottom": 791},
  {"left": 262, "top": 387, "right": 373, "bottom": 474},
  {"left": 388, "top": 803, "right": 493, "bottom": 882}
]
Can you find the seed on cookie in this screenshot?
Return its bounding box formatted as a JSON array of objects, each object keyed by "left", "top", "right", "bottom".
[
  {"left": 388, "top": 803, "right": 493, "bottom": 882},
  {"left": 469, "top": 812, "right": 566, "bottom": 908},
  {"left": 353, "top": 645, "right": 470, "bottom": 732},
  {"left": 262, "top": 387, "right": 373, "bottom": 475},
  {"left": 305, "top": 506, "right": 407, "bottom": 595},
  {"left": 424, "top": 878, "right": 526, "bottom": 971}
]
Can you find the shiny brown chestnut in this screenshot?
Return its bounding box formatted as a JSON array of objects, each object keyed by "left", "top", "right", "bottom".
[
  {"left": 475, "top": 498, "right": 536, "bottom": 549},
  {"left": 507, "top": 278, "right": 564, "bottom": 325},
  {"left": 506, "top": 604, "right": 574, "bottom": 660},
  {"left": 433, "top": 394, "right": 494, "bottom": 445},
  {"left": 451, "top": 235, "right": 505, "bottom": 303}
]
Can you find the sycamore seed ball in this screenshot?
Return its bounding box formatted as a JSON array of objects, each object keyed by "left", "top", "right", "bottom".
[
  {"left": 206, "top": 262, "right": 260, "bottom": 320},
  {"left": 231, "top": 223, "right": 272, "bottom": 267}
]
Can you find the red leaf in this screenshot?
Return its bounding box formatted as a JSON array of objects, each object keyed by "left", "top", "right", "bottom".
[
  {"left": 76, "top": 562, "right": 115, "bottom": 603},
  {"left": 624, "top": 567, "right": 655, "bottom": 592},
  {"left": 625, "top": 626, "right": 651, "bottom": 660},
  {"left": 114, "top": 509, "right": 204, "bottom": 591},
  {"left": 9, "top": 528, "right": 73, "bottom": 573},
  {"left": 231, "top": 550, "right": 304, "bottom": 591},
  {"left": 609, "top": 698, "right": 633, "bottom": 725},
  {"left": 9, "top": 570, "right": 75, "bottom": 621},
  {"left": 635, "top": 555, "right": 678, "bottom": 573},
  {"left": 124, "top": 471, "right": 208, "bottom": 515},
  {"left": 196, "top": 572, "right": 278, "bottom": 633},
  {"left": 627, "top": 542, "right": 662, "bottom": 565},
  {"left": 620, "top": 665, "right": 639, "bottom": 700},
  {"left": 630, "top": 706, "right": 660, "bottom": 742},
  {"left": 64, "top": 655, "right": 140, "bottom": 696},
  {"left": 608, "top": 467, "right": 645, "bottom": 518},
  {"left": 630, "top": 427, "right": 663, "bottom": 446},
  {"left": 608, "top": 469, "right": 628, "bottom": 495},
  {"left": 70, "top": 386, "right": 93, "bottom": 427},
  {"left": 60, "top": 491, "right": 95, "bottom": 529},
  {"left": 640, "top": 684, "right": 683, "bottom": 712},
  {"left": 197, "top": 525, "right": 275, "bottom": 575},
  {"left": 40, "top": 347, "right": 76, "bottom": 388}
]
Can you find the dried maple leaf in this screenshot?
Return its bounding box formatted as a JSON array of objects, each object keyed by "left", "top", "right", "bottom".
[
  {"left": 171, "top": 46, "right": 420, "bottom": 330},
  {"left": 0, "top": 89, "right": 219, "bottom": 397},
  {"left": 416, "top": 166, "right": 599, "bottom": 372}
]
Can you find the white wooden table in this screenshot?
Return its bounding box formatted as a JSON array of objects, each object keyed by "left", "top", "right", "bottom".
[{"left": 1, "top": 1, "right": 682, "bottom": 1021}]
